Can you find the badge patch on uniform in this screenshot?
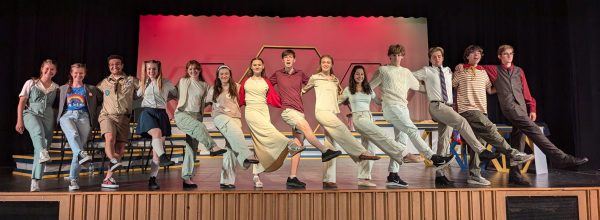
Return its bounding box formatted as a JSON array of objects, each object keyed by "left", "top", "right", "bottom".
[{"left": 105, "top": 90, "right": 110, "bottom": 96}]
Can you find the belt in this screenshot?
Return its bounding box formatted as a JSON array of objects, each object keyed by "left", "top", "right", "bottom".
[{"left": 430, "top": 101, "right": 453, "bottom": 107}]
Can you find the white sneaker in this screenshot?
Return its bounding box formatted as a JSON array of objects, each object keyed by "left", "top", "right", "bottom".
[
  {"left": 510, "top": 152, "right": 534, "bottom": 166},
  {"left": 253, "top": 175, "right": 263, "bottom": 188},
  {"left": 467, "top": 175, "right": 491, "bottom": 186},
  {"left": 39, "top": 149, "right": 51, "bottom": 163},
  {"left": 69, "top": 179, "right": 80, "bottom": 191},
  {"left": 78, "top": 151, "right": 92, "bottom": 165},
  {"left": 358, "top": 179, "right": 376, "bottom": 187},
  {"left": 30, "top": 179, "right": 40, "bottom": 192}
]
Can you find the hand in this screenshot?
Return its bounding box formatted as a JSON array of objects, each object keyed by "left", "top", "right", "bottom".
[
  {"left": 529, "top": 112, "right": 537, "bottom": 121},
  {"left": 454, "top": 64, "right": 464, "bottom": 72},
  {"left": 15, "top": 120, "right": 24, "bottom": 134}
]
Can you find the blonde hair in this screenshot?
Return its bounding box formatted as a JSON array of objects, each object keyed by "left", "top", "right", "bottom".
[
  {"left": 497, "top": 44, "right": 514, "bottom": 55},
  {"left": 140, "top": 60, "right": 163, "bottom": 92},
  {"left": 66, "top": 63, "right": 86, "bottom": 93}
]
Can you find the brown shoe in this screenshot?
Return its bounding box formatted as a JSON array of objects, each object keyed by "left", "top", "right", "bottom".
[
  {"left": 359, "top": 154, "right": 381, "bottom": 160},
  {"left": 322, "top": 182, "right": 338, "bottom": 189}
]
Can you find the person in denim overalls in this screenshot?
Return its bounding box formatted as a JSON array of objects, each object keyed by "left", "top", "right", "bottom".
[{"left": 16, "top": 59, "right": 59, "bottom": 192}]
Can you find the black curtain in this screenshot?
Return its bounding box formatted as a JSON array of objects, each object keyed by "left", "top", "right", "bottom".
[{"left": 1, "top": 0, "right": 598, "bottom": 169}]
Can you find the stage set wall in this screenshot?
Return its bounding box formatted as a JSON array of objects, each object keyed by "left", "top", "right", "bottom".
[{"left": 0, "top": 0, "right": 598, "bottom": 169}]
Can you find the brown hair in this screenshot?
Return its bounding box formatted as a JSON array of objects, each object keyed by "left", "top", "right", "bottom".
[
  {"left": 348, "top": 65, "right": 372, "bottom": 95},
  {"left": 34, "top": 59, "right": 57, "bottom": 80},
  {"left": 183, "top": 60, "right": 204, "bottom": 81},
  {"left": 213, "top": 65, "right": 238, "bottom": 103},
  {"left": 463, "top": 45, "right": 483, "bottom": 62},
  {"left": 107, "top": 55, "right": 123, "bottom": 63},
  {"left": 66, "top": 63, "right": 87, "bottom": 93},
  {"left": 281, "top": 49, "right": 296, "bottom": 58},
  {"left": 497, "top": 44, "right": 514, "bottom": 55},
  {"left": 243, "top": 57, "right": 266, "bottom": 79},
  {"left": 387, "top": 44, "right": 406, "bottom": 56},
  {"left": 140, "top": 60, "right": 163, "bottom": 92}
]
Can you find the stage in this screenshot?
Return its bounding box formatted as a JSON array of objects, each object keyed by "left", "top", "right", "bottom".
[{"left": 1, "top": 158, "right": 599, "bottom": 219}]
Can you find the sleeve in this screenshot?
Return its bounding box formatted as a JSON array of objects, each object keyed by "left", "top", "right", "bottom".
[
  {"left": 205, "top": 86, "right": 214, "bottom": 104},
  {"left": 412, "top": 67, "right": 427, "bottom": 81},
  {"left": 520, "top": 70, "right": 537, "bottom": 113},
  {"left": 268, "top": 72, "right": 278, "bottom": 86},
  {"left": 369, "top": 68, "right": 382, "bottom": 89},
  {"left": 302, "top": 70, "right": 310, "bottom": 85},
  {"left": 136, "top": 86, "right": 144, "bottom": 98},
  {"left": 96, "top": 79, "right": 106, "bottom": 90},
  {"left": 372, "top": 92, "right": 382, "bottom": 106},
  {"left": 481, "top": 65, "right": 498, "bottom": 82},
  {"left": 483, "top": 71, "right": 492, "bottom": 90},
  {"left": 301, "top": 75, "right": 316, "bottom": 94},
  {"left": 265, "top": 79, "right": 282, "bottom": 108},
  {"left": 18, "top": 79, "right": 34, "bottom": 97},
  {"left": 452, "top": 71, "right": 461, "bottom": 88},
  {"left": 238, "top": 78, "right": 247, "bottom": 107},
  {"left": 133, "top": 77, "right": 140, "bottom": 90},
  {"left": 93, "top": 86, "right": 104, "bottom": 118},
  {"left": 407, "top": 71, "right": 420, "bottom": 91},
  {"left": 338, "top": 87, "right": 350, "bottom": 104}
]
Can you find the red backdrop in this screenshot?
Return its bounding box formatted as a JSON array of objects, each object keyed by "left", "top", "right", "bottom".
[{"left": 138, "top": 15, "right": 430, "bottom": 132}]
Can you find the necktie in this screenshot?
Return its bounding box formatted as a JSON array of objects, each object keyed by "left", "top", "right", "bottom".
[{"left": 438, "top": 66, "right": 448, "bottom": 103}]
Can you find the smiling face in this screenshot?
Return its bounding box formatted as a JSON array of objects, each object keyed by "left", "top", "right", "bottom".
[
  {"left": 320, "top": 57, "right": 333, "bottom": 73},
  {"left": 187, "top": 64, "right": 201, "bottom": 79},
  {"left": 145, "top": 62, "right": 159, "bottom": 79},
  {"left": 40, "top": 63, "right": 57, "bottom": 81},
  {"left": 218, "top": 68, "right": 231, "bottom": 84},
  {"left": 282, "top": 54, "right": 295, "bottom": 69},
  {"left": 353, "top": 68, "right": 365, "bottom": 84},
  {"left": 108, "top": 58, "right": 123, "bottom": 75},
  {"left": 71, "top": 67, "right": 86, "bottom": 84},
  {"left": 251, "top": 59, "right": 264, "bottom": 75}
]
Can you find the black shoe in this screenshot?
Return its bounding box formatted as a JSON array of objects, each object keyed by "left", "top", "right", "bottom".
[
  {"left": 386, "top": 173, "right": 408, "bottom": 188},
  {"left": 430, "top": 154, "right": 454, "bottom": 167},
  {"left": 183, "top": 182, "right": 198, "bottom": 189},
  {"left": 322, "top": 149, "right": 342, "bottom": 162},
  {"left": 559, "top": 156, "right": 589, "bottom": 168},
  {"left": 286, "top": 177, "right": 306, "bottom": 189},
  {"left": 210, "top": 148, "right": 227, "bottom": 156},
  {"left": 220, "top": 184, "right": 236, "bottom": 189},
  {"left": 435, "top": 176, "right": 454, "bottom": 186},
  {"left": 148, "top": 177, "right": 160, "bottom": 190},
  {"left": 478, "top": 150, "right": 501, "bottom": 161},
  {"left": 159, "top": 154, "right": 175, "bottom": 167}
]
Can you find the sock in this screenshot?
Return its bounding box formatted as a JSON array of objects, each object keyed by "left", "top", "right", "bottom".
[
  {"left": 150, "top": 160, "right": 159, "bottom": 177},
  {"left": 151, "top": 138, "right": 165, "bottom": 156},
  {"left": 289, "top": 175, "right": 296, "bottom": 178}
]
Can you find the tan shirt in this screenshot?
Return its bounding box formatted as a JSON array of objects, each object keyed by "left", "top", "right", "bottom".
[
  {"left": 452, "top": 67, "right": 492, "bottom": 113},
  {"left": 302, "top": 72, "right": 342, "bottom": 113},
  {"left": 206, "top": 84, "right": 242, "bottom": 118},
  {"left": 97, "top": 74, "right": 139, "bottom": 115}
]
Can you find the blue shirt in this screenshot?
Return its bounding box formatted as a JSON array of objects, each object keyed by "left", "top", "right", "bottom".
[{"left": 66, "top": 86, "right": 88, "bottom": 111}]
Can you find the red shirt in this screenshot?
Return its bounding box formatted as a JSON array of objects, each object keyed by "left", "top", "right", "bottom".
[
  {"left": 238, "top": 77, "right": 282, "bottom": 108},
  {"left": 268, "top": 68, "right": 310, "bottom": 113},
  {"left": 481, "top": 64, "right": 537, "bottom": 113}
]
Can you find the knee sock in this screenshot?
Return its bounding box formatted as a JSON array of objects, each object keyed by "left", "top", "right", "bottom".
[{"left": 151, "top": 138, "right": 165, "bottom": 156}]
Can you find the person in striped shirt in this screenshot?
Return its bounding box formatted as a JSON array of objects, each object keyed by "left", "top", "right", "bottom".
[{"left": 453, "top": 45, "right": 534, "bottom": 186}]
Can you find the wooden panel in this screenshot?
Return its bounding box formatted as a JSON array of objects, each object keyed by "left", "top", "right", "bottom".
[{"left": 2, "top": 188, "right": 600, "bottom": 220}]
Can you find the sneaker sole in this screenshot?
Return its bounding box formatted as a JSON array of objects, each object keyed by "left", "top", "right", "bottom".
[
  {"left": 101, "top": 184, "right": 119, "bottom": 189},
  {"left": 386, "top": 182, "right": 408, "bottom": 188},
  {"left": 467, "top": 180, "right": 491, "bottom": 186},
  {"left": 79, "top": 156, "right": 92, "bottom": 165}
]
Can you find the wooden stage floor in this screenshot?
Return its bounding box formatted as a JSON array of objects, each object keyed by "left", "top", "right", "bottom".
[{"left": 1, "top": 158, "right": 599, "bottom": 220}]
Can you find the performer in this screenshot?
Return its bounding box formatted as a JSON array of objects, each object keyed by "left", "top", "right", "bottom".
[
  {"left": 57, "top": 63, "right": 103, "bottom": 190},
  {"left": 174, "top": 60, "right": 227, "bottom": 189},
  {"left": 136, "top": 60, "right": 177, "bottom": 190},
  {"left": 458, "top": 45, "right": 588, "bottom": 169},
  {"left": 302, "top": 55, "right": 381, "bottom": 189},
  {"left": 97, "top": 55, "right": 139, "bottom": 189},
  {"left": 16, "top": 59, "right": 59, "bottom": 192},
  {"left": 239, "top": 57, "right": 305, "bottom": 187},
  {"left": 339, "top": 65, "right": 435, "bottom": 187},
  {"left": 450, "top": 45, "right": 534, "bottom": 186},
  {"left": 206, "top": 65, "right": 259, "bottom": 189},
  {"left": 268, "top": 49, "right": 341, "bottom": 189},
  {"left": 370, "top": 44, "right": 493, "bottom": 188}
]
